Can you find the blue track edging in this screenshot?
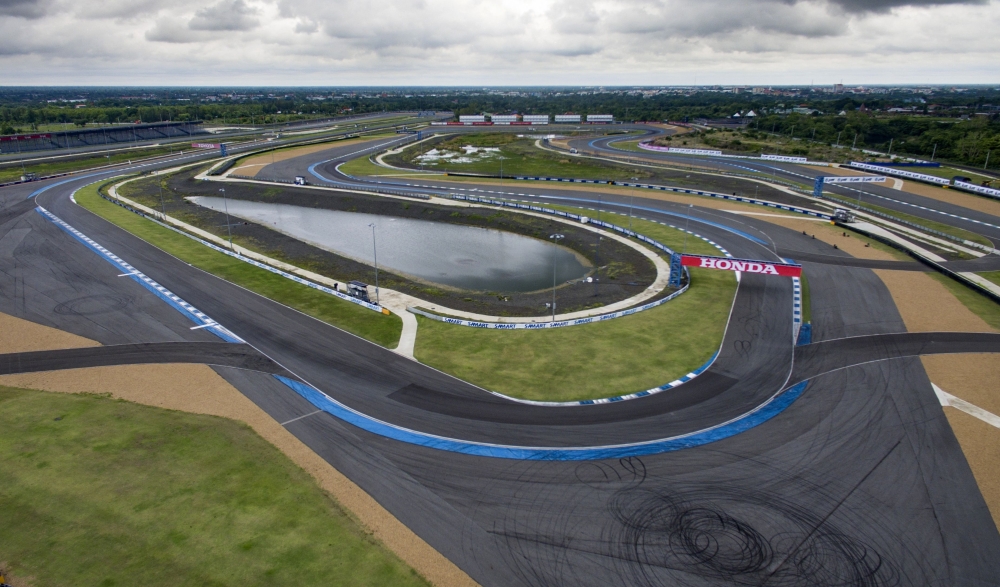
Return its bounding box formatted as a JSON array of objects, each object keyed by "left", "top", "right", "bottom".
[
  {"left": 273, "top": 374, "right": 810, "bottom": 460},
  {"left": 37, "top": 206, "right": 244, "bottom": 344}
]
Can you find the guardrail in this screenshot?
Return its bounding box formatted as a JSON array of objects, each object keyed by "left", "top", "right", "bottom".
[
  {"left": 94, "top": 185, "right": 389, "bottom": 314},
  {"left": 408, "top": 281, "right": 689, "bottom": 330}
]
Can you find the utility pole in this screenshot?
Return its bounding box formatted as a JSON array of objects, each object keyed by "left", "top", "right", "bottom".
[
  {"left": 852, "top": 132, "right": 858, "bottom": 150},
  {"left": 836, "top": 131, "right": 842, "bottom": 147},
  {"left": 931, "top": 143, "right": 937, "bottom": 161},
  {"left": 549, "top": 234, "right": 564, "bottom": 321},
  {"left": 219, "top": 188, "right": 233, "bottom": 250},
  {"left": 158, "top": 178, "right": 166, "bottom": 220},
  {"left": 887, "top": 138, "right": 893, "bottom": 157},
  {"left": 986, "top": 150, "right": 992, "bottom": 170}
]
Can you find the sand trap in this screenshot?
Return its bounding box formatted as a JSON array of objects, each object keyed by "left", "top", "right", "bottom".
[
  {"left": 0, "top": 312, "right": 99, "bottom": 354},
  {"left": 872, "top": 270, "right": 994, "bottom": 333},
  {"left": 0, "top": 312, "right": 476, "bottom": 587}
]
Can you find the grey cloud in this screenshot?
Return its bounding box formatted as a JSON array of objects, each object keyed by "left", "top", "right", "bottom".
[
  {"left": 0, "top": 0, "right": 49, "bottom": 19},
  {"left": 294, "top": 19, "right": 318, "bottom": 33},
  {"left": 146, "top": 17, "right": 204, "bottom": 43},
  {"left": 189, "top": 0, "right": 260, "bottom": 31},
  {"left": 826, "top": 0, "right": 987, "bottom": 13}
]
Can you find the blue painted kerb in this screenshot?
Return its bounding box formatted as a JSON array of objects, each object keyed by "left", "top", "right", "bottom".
[{"left": 274, "top": 375, "right": 809, "bottom": 461}]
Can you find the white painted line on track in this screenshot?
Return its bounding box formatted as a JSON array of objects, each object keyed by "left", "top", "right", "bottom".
[{"left": 934, "top": 383, "right": 1000, "bottom": 429}]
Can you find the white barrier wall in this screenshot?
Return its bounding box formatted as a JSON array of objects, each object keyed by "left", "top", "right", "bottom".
[
  {"left": 954, "top": 181, "right": 1000, "bottom": 199},
  {"left": 762, "top": 154, "right": 807, "bottom": 163},
  {"left": 848, "top": 162, "right": 950, "bottom": 185}
]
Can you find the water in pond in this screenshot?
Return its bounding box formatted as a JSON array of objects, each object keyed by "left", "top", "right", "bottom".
[{"left": 190, "top": 197, "right": 591, "bottom": 292}]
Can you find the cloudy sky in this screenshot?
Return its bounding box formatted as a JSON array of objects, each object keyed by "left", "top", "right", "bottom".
[{"left": 1, "top": 0, "right": 997, "bottom": 85}]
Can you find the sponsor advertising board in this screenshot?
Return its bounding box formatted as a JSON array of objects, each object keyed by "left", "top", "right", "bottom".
[
  {"left": 681, "top": 254, "right": 801, "bottom": 277},
  {"left": 762, "top": 154, "right": 808, "bottom": 163},
  {"left": 821, "top": 175, "right": 888, "bottom": 184},
  {"left": 192, "top": 142, "right": 221, "bottom": 149},
  {"left": 1, "top": 134, "right": 52, "bottom": 141},
  {"left": 849, "top": 161, "right": 949, "bottom": 185},
  {"left": 954, "top": 181, "right": 1000, "bottom": 199}
]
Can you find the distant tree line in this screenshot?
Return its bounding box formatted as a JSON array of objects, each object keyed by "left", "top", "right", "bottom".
[{"left": 1, "top": 89, "right": 997, "bottom": 169}]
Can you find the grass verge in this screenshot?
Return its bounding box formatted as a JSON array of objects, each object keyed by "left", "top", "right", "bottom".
[
  {"left": 414, "top": 209, "right": 736, "bottom": 402},
  {"left": 928, "top": 272, "right": 1000, "bottom": 331},
  {"left": 75, "top": 182, "right": 402, "bottom": 347},
  {"left": 414, "top": 267, "right": 736, "bottom": 402},
  {"left": 0, "top": 385, "right": 428, "bottom": 587},
  {"left": 1, "top": 144, "right": 194, "bottom": 184}
]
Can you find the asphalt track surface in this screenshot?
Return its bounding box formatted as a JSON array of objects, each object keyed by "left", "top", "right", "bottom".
[
  {"left": 3, "top": 134, "right": 1000, "bottom": 584},
  {"left": 579, "top": 131, "right": 1000, "bottom": 250}
]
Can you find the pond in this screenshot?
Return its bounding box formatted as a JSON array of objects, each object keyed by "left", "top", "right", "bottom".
[{"left": 190, "top": 197, "right": 592, "bottom": 292}]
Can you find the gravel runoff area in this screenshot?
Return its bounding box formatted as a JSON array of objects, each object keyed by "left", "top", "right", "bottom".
[
  {"left": 120, "top": 168, "right": 664, "bottom": 317},
  {"left": 0, "top": 311, "right": 476, "bottom": 587}
]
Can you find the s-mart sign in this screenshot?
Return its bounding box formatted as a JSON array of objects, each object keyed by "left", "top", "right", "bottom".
[{"left": 681, "top": 255, "right": 802, "bottom": 277}]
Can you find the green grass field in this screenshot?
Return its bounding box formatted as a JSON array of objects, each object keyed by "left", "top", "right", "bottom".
[
  {"left": 414, "top": 266, "right": 735, "bottom": 402},
  {"left": 0, "top": 385, "right": 428, "bottom": 587},
  {"left": 413, "top": 207, "right": 737, "bottom": 402},
  {"left": 392, "top": 133, "right": 654, "bottom": 181},
  {"left": 76, "top": 182, "right": 402, "bottom": 347},
  {"left": 0, "top": 144, "right": 193, "bottom": 184}
]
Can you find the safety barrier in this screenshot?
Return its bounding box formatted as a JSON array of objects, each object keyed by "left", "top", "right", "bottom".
[
  {"left": 954, "top": 181, "right": 1000, "bottom": 200},
  {"left": 408, "top": 281, "right": 690, "bottom": 330},
  {"left": 848, "top": 161, "right": 949, "bottom": 185},
  {"left": 94, "top": 188, "right": 388, "bottom": 314}
]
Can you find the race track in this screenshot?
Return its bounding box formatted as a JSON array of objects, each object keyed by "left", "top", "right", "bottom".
[{"left": 3, "top": 131, "right": 1000, "bottom": 585}]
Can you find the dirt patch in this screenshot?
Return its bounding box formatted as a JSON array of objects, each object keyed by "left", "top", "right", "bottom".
[
  {"left": 942, "top": 408, "right": 1000, "bottom": 530},
  {"left": 0, "top": 561, "right": 35, "bottom": 587},
  {"left": 238, "top": 138, "right": 374, "bottom": 177},
  {"left": 0, "top": 312, "right": 99, "bottom": 354},
  {"left": 922, "top": 354, "right": 1000, "bottom": 416},
  {"left": 873, "top": 269, "right": 994, "bottom": 332},
  {"left": 0, "top": 313, "right": 476, "bottom": 587}
]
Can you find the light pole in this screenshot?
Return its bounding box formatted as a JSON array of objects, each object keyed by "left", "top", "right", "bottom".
[
  {"left": 499, "top": 156, "right": 505, "bottom": 186},
  {"left": 369, "top": 223, "right": 380, "bottom": 304},
  {"left": 158, "top": 178, "right": 166, "bottom": 220},
  {"left": 219, "top": 188, "right": 233, "bottom": 250},
  {"left": 549, "top": 234, "right": 564, "bottom": 321},
  {"left": 629, "top": 177, "right": 638, "bottom": 231},
  {"left": 682, "top": 204, "right": 693, "bottom": 254}
]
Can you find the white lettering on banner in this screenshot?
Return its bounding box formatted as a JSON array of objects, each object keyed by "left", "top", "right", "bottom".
[
  {"left": 823, "top": 175, "right": 887, "bottom": 184},
  {"left": 762, "top": 154, "right": 808, "bottom": 163},
  {"left": 955, "top": 181, "right": 1000, "bottom": 199},
  {"left": 700, "top": 257, "right": 716, "bottom": 269},
  {"left": 849, "top": 162, "right": 950, "bottom": 185}
]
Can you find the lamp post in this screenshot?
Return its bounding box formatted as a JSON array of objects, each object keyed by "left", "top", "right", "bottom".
[
  {"left": 629, "top": 177, "right": 638, "bottom": 231},
  {"left": 369, "top": 223, "right": 380, "bottom": 304},
  {"left": 158, "top": 178, "right": 166, "bottom": 220},
  {"left": 219, "top": 188, "right": 233, "bottom": 250},
  {"left": 549, "top": 234, "right": 564, "bottom": 321},
  {"left": 499, "top": 156, "right": 505, "bottom": 186}
]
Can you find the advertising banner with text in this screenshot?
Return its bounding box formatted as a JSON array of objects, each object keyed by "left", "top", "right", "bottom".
[{"left": 681, "top": 255, "right": 802, "bottom": 277}]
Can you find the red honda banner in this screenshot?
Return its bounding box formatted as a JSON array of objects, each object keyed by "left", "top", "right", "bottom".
[
  {"left": 681, "top": 254, "right": 802, "bottom": 277},
  {"left": 0, "top": 134, "right": 51, "bottom": 142}
]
